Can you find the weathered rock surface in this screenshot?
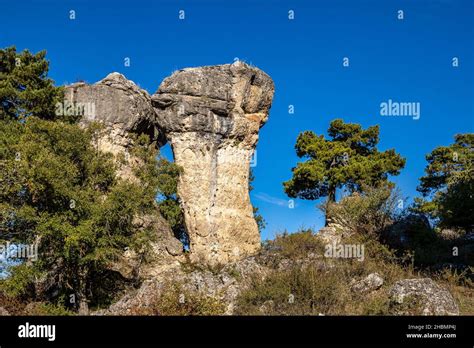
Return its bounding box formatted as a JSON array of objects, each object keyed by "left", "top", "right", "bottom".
[
  {"left": 64, "top": 73, "right": 183, "bottom": 273},
  {"left": 97, "top": 255, "right": 269, "bottom": 315},
  {"left": 317, "top": 224, "right": 343, "bottom": 245},
  {"left": 351, "top": 273, "right": 384, "bottom": 294},
  {"left": 64, "top": 72, "right": 164, "bottom": 182},
  {"left": 65, "top": 73, "right": 160, "bottom": 137},
  {"left": 152, "top": 62, "right": 274, "bottom": 264},
  {"left": 316, "top": 215, "right": 355, "bottom": 245},
  {"left": 389, "top": 278, "right": 459, "bottom": 315},
  {"left": 0, "top": 306, "right": 10, "bottom": 316}
]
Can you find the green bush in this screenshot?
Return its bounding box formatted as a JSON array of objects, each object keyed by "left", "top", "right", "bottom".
[
  {"left": 23, "top": 302, "right": 75, "bottom": 316},
  {"left": 322, "top": 185, "right": 402, "bottom": 237},
  {"left": 0, "top": 46, "right": 184, "bottom": 313},
  {"left": 0, "top": 264, "right": 40, "bottom": 298},
  {"left": 262, "top": 228, "right": 325, "bottom": 260},
  {"left": 236, "top": 264, "right": 349, "bottom": 315}
]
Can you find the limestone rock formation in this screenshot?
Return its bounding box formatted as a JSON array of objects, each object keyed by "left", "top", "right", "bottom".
[
  {"left": 316, "top": 216, "right": 354, "bottom": 246},
  {"left": 152, "top": 62, "right": 274, "bottom": 264},
  {"left": 64, "top": 72, "right": 164, "bottom": 182},
  {"left": 62, "top": 65, "right": 275, "bottom": 267},
  {"left": 389, "top": 278, "right": 459, "bottom": 315},
  {"left": 316, "top": 224, "right": 343, "bottom": 245},
  {"left": 351, "top": 273, "right": 384, "bottom": 294},
  {"left": 64, "top": 73, "right": 183, "bottom": 271},
  {"left": 96, "top": 255, "right": 269, "bottom": 315}
]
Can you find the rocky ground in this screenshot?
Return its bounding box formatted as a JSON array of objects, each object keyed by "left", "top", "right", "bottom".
[
  {"left": 1, "top": 220, "right": 471, "bottom": 316},
  {"left": 90, "top": 219, "right": 471, "bottom": 316}
]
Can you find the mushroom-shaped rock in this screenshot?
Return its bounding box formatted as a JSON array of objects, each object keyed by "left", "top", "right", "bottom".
[{"left": 152, "top": 62, "right": 275, "bottom": 264}]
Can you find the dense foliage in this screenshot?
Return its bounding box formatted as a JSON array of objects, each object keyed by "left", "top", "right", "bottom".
[
  {"left": 413, "top": 134, "right": 473, "bottom": 231},
  {"left": 0, "top": 47, "right": 64, "bottom": 121},
  {"left": 0, "top": 47, "right": 183, "bottom": 313},
  {"left": 322, "top": 185, "right": 402, "bottom": 237},
  {"left": 284, "top": 119, "right": 405, "bottom": 223}
]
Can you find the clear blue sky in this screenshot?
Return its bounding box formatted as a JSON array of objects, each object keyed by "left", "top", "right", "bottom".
[{"left": 1, "top": 0, "right": 473, "bottom": 241}]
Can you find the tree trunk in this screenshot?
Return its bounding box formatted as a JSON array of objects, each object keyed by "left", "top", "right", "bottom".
[
  {"left": 77, "top": 268, "right": 89, "bottom": 315},
  {"left": 328, "top": 186, "right": 336, "bottom": 203},
  {"left": 324, "top": 185, "right": 337, "bottom": 226}
]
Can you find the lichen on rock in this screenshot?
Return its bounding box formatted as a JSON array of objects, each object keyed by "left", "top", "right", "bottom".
[{"left": 389, "top": 278, "right": 459, "bottom": 315}]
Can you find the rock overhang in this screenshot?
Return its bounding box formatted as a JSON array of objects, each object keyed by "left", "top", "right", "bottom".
[
  {"left": 65, "top": 72, "right": 166, "bottom": 148},
  {"left": 151, "top": 61, "right": 275, "bottom": 264},
  {"left": 63, "top": 62, "right": 275, "bottom": 265},
  {"left": 151, "top": 61, "right": 274, "bottom": 142}
]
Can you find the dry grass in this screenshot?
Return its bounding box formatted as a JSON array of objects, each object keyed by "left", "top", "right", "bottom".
[
  {"left": 236, "top": 228, "right": 472, "bottom": 315},
  {"left": 128, "top": 282, "right": 226, "bottom": 316}
]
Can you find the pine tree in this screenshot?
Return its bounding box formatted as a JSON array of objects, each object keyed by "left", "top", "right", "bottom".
[
  {"left": 283, "top": 119, "right": 405, "bottom": 223},
  {"left": 414, "top": 133, "right": 473, "bottom": 231},
  {"left": 0, "top": 46, "right": 63, "bottom": 121}
]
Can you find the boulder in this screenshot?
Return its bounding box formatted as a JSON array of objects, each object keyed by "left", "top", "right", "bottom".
[
  {"left": 351, "top": 273, "right": 384, "bottom": 294},
  {"left": 152, "top": 61, "right": 274, "bottom": 264},
  {"left": 98, "top": 279, "right": 165, "bottom": 315},
  {"left": 389, "top": 278, "right": 459, "bottom": 315},
  {"left": 317, "top": 225, "right": 342, "bottom": 245}
]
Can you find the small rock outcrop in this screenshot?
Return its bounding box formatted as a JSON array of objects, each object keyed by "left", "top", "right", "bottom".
[
  {"left": 351, "top": 273, "right": 384, "bottom": 294},
  {"left": 316, "top": 215, "right": 355, "bottom": 245},
  {"left": 389, "top": 278, "right": 459, "bottom": 315},
  {"left": 317, "top": 224, "right": 344, "bottom": 245},
  {"left": 152, "top": 62, "right": 274, "bottom": 264},
  {"left": 98, "top": 255, "right": 269, "bottom": 315}
]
